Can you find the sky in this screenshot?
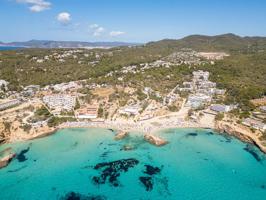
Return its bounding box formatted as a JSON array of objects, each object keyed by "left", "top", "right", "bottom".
[{"left": 0, "top": 0, "right": 266, "bottom": 43}]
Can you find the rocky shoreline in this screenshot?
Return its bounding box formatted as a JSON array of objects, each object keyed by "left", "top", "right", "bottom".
[
  {"left": 215, "top": 123, "right": 266, "bottom": 154},
  {"left": 0, "top": 148, "right": 16, "bottom": 169}
]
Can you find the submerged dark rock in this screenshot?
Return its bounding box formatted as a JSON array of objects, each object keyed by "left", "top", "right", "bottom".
[
  {"left": 155, "top": 176, "right": 171, "bottom": 196},
  {"left": 71, "top": 141, "right": 79, "bottom": 148},
  {"left": 143, "top": 165, "right": 161, "bottom": 176},
  {"left": 7, "top": 165, "right": 27, "bottom": 173},
  {"left": 186, "top": 133, "right": 198, "bottom": 137},
  {"left": 92, "top": 158, "right": 139, "bottom": 187},
  {"left": 221, "top": 134, "right": 232, "bottom": 143},
  {"left": 139, "top": 176, "right": 153, "bottom": 191},
  {"left": 60, "top": 192, "right": 106, "bottom": 200},
  {"left": 16, "top": 147, "right": 30, "bottom": 162},
  {"left": 243, "top": 145, "right": 262, "bottom": 162},
  {"left": 139, "top": 165, "right": 162, "bottom": 191},
  {"left": 206, "top": 131, "right": 214, "bottom": 135},
  {"left": 100, "top": 151, "right": 115, "bottom": 158}
]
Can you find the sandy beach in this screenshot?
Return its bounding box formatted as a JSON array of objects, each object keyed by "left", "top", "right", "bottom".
[{"left": 3, "top": 113, "right": 266, "bottom": 154}]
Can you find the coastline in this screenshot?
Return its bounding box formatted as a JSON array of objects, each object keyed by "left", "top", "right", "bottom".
[
  {"left": 215, "top": 121, "right": 266, "bottom": 154},
  {"left": 2, "top": 120, "right": 266, "bottom": 154}
]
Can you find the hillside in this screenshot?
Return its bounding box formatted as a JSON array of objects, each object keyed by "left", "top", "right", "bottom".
[
  {"left": 147, "top": 33, "right": 266, "bottom": 52},
  {"left": 0, "top": 33, "right": 266, "bottom": 111}
]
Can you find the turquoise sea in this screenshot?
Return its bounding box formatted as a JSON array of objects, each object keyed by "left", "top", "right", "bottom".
[{"left": 0, "top": 128, "right": 266, "bottom": 200}]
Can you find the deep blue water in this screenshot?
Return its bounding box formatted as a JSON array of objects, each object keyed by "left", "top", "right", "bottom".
[
  {"left": 0, "top": 128, "right": 266, "bottom": 200},
  {"left": 0, "top": 46, "right": 23, "bottom": 51}
]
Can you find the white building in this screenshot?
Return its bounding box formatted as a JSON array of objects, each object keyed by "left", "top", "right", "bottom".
[
  {"left": 178, "top": 82, "right": 194, "bottom": 92},
  {"left": 22, "top": 85, "right": 40, "bottom": 97},
  {"left": 260, "top": 106, "right": 266, "bottom": 112},
  {"left": 0, "top": 80, "right": 9, "bottom": 91},
  {"left": 53, "top": 82, "right": 80, "bottom": 92},
  {"left": 197, "top": 81, "right": 216, "bottom": 89},
  {"left": 76, "top": 105, "right": 98, "bottom": 119},
  {"left": 119, "top": 105, "right": 141, "bottom": 116},
  {"left": 164, "top": 93, "right": 179, "bottom": 105},
  {"left": 186, "top": 93, "right": 212, "bottom": 109},
  {"left": 43, "top": 95, "right": 76, "bottom": 112},
  {"left": 143, "top": 87, "right": 153, "bottom": 95},
  {"left": 215, "top": 89, "right": 226, "bottom": 95},
  {"left": 0, "top": 99, "right": 21, "bottom": 111},
  {"left": 193, "top": 70, "right": 210, "bottom": 81},
  {"left": 242, "top": 118, "right": 266, "bottom": 131},
  {"left": 210, "top": 104, "right": 233, "bottom": 113}
]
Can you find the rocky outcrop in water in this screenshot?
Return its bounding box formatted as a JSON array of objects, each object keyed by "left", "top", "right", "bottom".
[
  {"left": 114, "top": 131, "right": 129, "bottom": 140},
  {"left": 0, "top": 147, "right": 16, "bottom": 169},
  {"left": 144, "top": 134, "right": 168, "bottom": 146},
  {"left": 216, "top": 122, "right": 266, "bottom": 154}
]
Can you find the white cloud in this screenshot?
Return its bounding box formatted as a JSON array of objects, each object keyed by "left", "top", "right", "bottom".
[
  {"left": 16, "top": 0, "right": 51, "bottom": 12},
  {"left": 89, "top": 24, "right": 99, "bottom": 29},
  {"left": 89, "top": 24, "right": 105, "bottom": 37},
  {"left": 57, "top": 12, "right": 71, "bottom": 25},
  {"left": 110, "top": 31, "right": 126, "bottom": 37}
]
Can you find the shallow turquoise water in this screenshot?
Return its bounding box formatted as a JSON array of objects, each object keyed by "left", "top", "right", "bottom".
[{"left": 0, "top": 128, "right": 266, "bottom": 200}]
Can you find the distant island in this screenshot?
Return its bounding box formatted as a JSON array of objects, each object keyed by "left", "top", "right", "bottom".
[{"left": 0, "top": 40, "right": 140, "bottom": 49}]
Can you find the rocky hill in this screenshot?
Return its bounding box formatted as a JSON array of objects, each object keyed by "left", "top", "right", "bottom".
[{"left": 147, "top": 33, "right": 266, "bottom": 52}]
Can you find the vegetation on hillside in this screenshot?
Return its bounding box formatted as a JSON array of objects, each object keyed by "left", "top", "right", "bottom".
[{"left": 0, "top": 34, "right": 266, "bottom": 113}]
